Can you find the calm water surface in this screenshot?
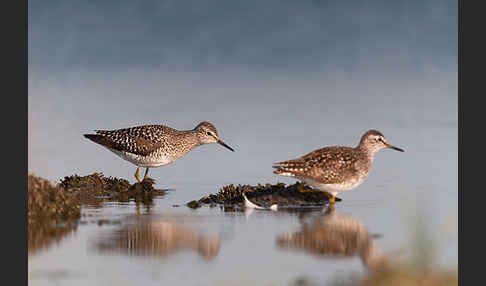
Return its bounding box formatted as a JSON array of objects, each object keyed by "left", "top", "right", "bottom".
[
  {"left": 29, "top": 0, "right": 457, "bottom": 283},
  {"left": 28, "top": 167, "right": 457, "bottom": 285},
  {"left": 28, "top": 71, "right": 457, "bottom": 285}
]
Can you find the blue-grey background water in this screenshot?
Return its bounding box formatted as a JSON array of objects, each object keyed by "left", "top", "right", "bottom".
[{"left": 28, "top": 0, "right": 457, "bottom": 285}]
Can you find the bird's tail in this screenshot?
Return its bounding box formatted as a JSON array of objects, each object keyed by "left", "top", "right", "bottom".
[
  {"left": 273, "top": 157, "right": 309, "bottom": 176},
  {"left": 272, "top": 164, "right": 298, "bottom": 177},
  {"left": 83, "top": 134, "right": 115, "bottom": 149}
]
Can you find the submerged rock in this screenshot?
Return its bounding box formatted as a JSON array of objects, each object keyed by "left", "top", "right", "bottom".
[{"left": 190, "top": 182, "right": 341, "bottom": 209}]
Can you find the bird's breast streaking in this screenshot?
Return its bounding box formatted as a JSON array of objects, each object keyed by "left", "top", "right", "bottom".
[{"left": 273, "top": 146, "right": 367, "bottom": 185}]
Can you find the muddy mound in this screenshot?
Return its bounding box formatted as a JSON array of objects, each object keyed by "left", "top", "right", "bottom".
[
  {"left": 28, "top": 175, "right": 81, "bottom": 254},
  {"left": 60, "top": 172, "right": 166, "bottom": 201},
  {"left": 187, "top": 182, "right": 341, "bottom": 209},
  {"left": 28, "top": 175, "right": 81, "bottom": 224},
  {"left": 28, "top": 173, "right": 166, "bottom": 254}
]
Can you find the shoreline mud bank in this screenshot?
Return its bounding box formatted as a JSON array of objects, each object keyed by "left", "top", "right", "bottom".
[
  {"left": 28, "top": 173, "right": 165, "bottom": 254},
  {"left": 187, "top": 182, "right": 340, "bottom": 209}
]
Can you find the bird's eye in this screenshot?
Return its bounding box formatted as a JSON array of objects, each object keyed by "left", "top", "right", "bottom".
[{"left": 206, "top": 132, "right": 212, "bottom": 136}]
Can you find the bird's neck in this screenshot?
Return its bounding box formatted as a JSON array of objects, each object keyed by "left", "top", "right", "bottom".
[
  {"left": 356, "top": 144, "right": 379, "bottom": 162},
  {"left": 174, "top": 130, "right": 204, "bottom": 153}
]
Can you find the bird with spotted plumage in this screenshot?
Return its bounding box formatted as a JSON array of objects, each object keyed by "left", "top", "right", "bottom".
[
  {"left": 272, "top": 130, "right": 404, "bottom": 204},
  {"left": 84, "top": 121, "right": 234, "bottom": 183}
]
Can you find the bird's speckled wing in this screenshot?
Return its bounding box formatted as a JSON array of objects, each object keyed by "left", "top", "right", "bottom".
[
  {"left": 86, "top": 125, "right": 178, "bottom": 156},
  {"left": 273, "top": 147, "right": 361, "bottom": 184}
]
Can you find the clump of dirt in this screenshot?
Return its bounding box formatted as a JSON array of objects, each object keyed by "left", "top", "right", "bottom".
[
  {"left": 28, "top": 174, "right": 81, "bottom": 254},
  {"left": 60, "top": 172, "right": 166, "bottom": 202},
  {"left": 28, "top": 175, "right": 81, "bottom": 224},
  {"left": 28, "top": 173, "right": 166, "bottom": 254},
  {"left": 187, "top": 182, "right": 340, "bottom": 209}
]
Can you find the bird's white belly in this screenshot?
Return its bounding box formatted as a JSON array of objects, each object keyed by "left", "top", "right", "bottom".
[
  {"left": 302, "top": 177, "right": 364, "bottom": 197},
  {"left": 109, "top": 149, "right": 171, "bottom": 167}
]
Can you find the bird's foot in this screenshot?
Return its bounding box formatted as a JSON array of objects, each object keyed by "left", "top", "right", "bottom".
[{"left": 322, "top": 191, "right": 342, "bottom": 203}]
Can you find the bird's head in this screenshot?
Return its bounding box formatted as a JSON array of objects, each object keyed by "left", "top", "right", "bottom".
[
  {"left": 194, "top": 121, "right": 234, "bottom": 151},
  {"left": 359, "top": 130, "right": 404, "bottom": 154}
]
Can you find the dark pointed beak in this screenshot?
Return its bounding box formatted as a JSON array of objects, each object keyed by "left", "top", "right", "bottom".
[
  {"left": 385, "top": 143, "right": 404, "bottom": 152},
  {"left": 217, "top": 139, "right": 234, "bottom": 152}
]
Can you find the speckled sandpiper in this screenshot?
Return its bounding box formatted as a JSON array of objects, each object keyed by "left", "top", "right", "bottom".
[
  {"left": 84, "top": 121, "right": 234, "bottom": 183},
  {"left": 272, "top": 130, "right": 404, "bottom": 204}
]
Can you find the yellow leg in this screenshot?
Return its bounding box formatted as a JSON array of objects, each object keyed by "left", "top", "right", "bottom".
[
  {"left": 329, "top": 195, "right": 335, "bottom": 205},
  {"left": 135, "top": 167, "right": 142, "bottom": 183},
  {"left": 143, "top": 168, "right": 149, "bottom": 181}
]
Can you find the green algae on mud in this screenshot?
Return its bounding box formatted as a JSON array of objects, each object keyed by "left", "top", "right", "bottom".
[{"left": 187, "top": 182, "right": 341, "bottom": 209}]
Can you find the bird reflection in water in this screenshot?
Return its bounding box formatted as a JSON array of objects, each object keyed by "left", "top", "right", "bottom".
[
  {"left": 276, "top": 205, "right": 389, "bottom": 271},
  {"left": 96, "top": 219, "right": 221, "bottom": 260}
]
